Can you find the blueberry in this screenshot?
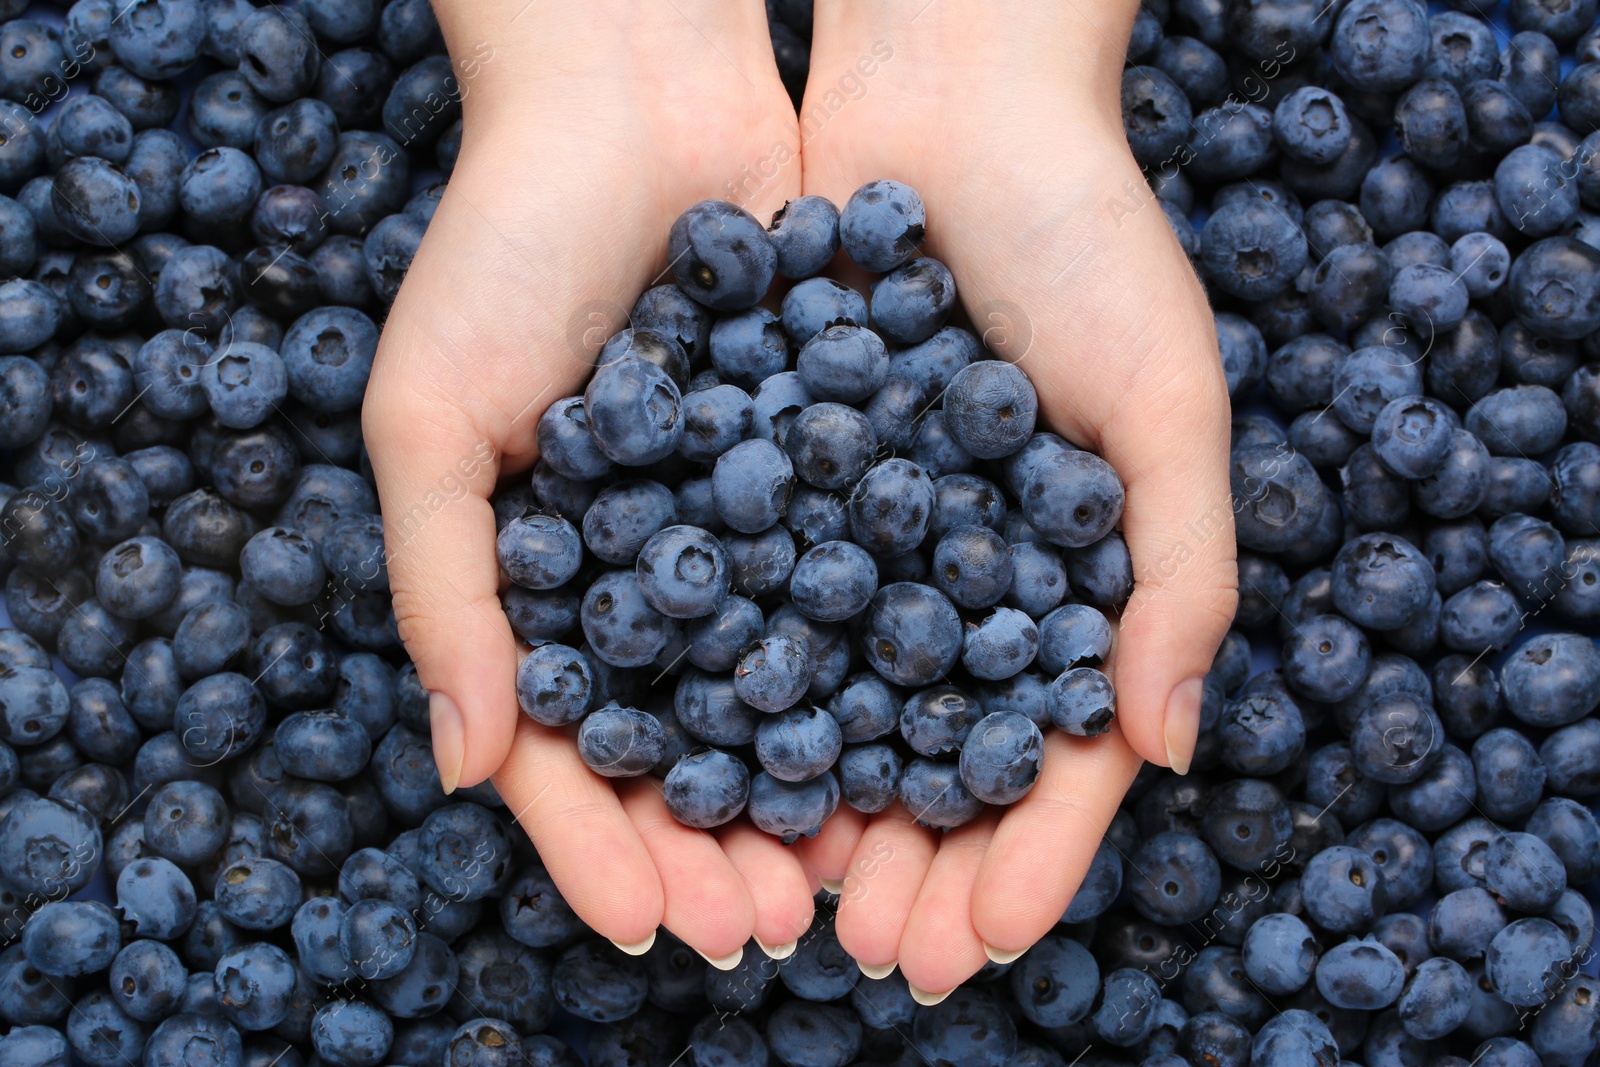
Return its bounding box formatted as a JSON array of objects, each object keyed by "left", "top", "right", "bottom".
[
  {"left": 749, "top": 370, "right": 814, "bottom": 447},
  {"left": 668, "top": 200, "right": 778, "bottom": 312},
  {"left": 213, "top": 942, "right": 298, "bottom": 1031},
  {"left": 1484, "top": 831, "right": 1567, "bottom": 913},
  {"left": 733, "top": 634, "right": 811, "bottom": 714},
  {"left": 677, "top": 383, "right": 753, "bottom": 464},
  {"left": 1486, "top": 917, "right": 1573, "bottom": 1008},
  {"left": 961, "top": 606, "right": 1039, "bottom": 682},
  {"left": 754, "top": 705, "right": 841, "bottom": 782},
  {"left": 311, "top": 998, "right": 392, "bottom": 1067},
  {"left": 1123, "top": 65, "right": 1194, "bottom": 169},
  {"left": 767, "top": 195, "right": 840, "bottom": 279},
  {"left": 1036, "top": 603, "right": 1112, "bottom": 675},
  {"left": 839, "top": 180, "right": 924, "bottom": 272},
  {"left": 1509, "top": 236, "right": 1600, "bottom": 341},
  {"left": 823, "top": 742, "right": 900, "bottom": 816},
  {"left": 668, "top": 671, "right": 761, "bottom": 764},
  {"left": 116, "top": 856, "right": 196, "bottom": 940},
  {"left": 785, "top": 402, "right": 876, "bottom": 492},
  {"left": 894, "top": 758, "right": 982, "bottom": 831},
  {"left": 661, "top": 749, "right": 750, "bottom": 829},
  {"left": 791, "top": 324, "right": 887, "bottom": 405},
  {"left": 580, "top": 479, "right": 676, "bottom": 567},
  {"left": 21, "top": 900, "right": 120, "bottom": 978},
  {"left": 708, "top": 307, "right": 789, "bottom": 389},
  {"left": 1047, "top": 667, "right": 1117, "bottom": 737},
  {"left": 712, "top": 438, "right": 793, "bottom": 534},
  {"left": 1130, "top": 831, "right": 1223, "bottom": 925},
  {"left": 1282, "top": 612, "right": 1371, "bottom": 703},
  {"left": 746, "top": 770, "right": 839, "bottom": 842},
  {"left": 576, "top": 705, "right": 665, "bottom": 778},
  {"left": 956, "top": 710, "right": 1042, "bottom": 805},
  {"left": 788, "top": 540, "right": 877, "bottom": 624},
  {"left": 869, "top": 257, "right": 955, "bottom": 346},
  {"left": 848, "top": 459, "right": 934, "bottom": 557},
  {"left": 1218, "top": 690, "right": 1305, "bottom": 775}
]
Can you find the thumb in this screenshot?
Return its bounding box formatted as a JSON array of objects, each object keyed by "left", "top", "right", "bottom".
[
  {"left": 363, "top": 338, "right": 517, "bottom": 795},
  {"left": 1099, "top": 342, "right": 1238, "bottom": 775}
]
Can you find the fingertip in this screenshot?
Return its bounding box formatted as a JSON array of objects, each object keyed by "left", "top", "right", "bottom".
[
  {"left": 493, "top": 719, "right": 665, "bottom": 943},
  {"left": 969, "top": 729, "right": 1139, "bottom": 951},
  {"left": 617, "top": 778, "right": 756, "bottom": 959}
]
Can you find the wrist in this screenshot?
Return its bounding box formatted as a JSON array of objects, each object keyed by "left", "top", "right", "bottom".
[
  {"left": 811, "top": 0, "right": 1137, "bottom": 123},
  {"left": 433, "top": 0, "right": 777, "bottom": 130}
]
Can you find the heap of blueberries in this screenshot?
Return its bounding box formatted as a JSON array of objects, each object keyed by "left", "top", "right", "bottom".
[
  {"left": 510, "top": 181, "right": 1126, "bottom": 841},
  {"left": 3, "top": 0, "right": 1600, "bottom": 1066}
]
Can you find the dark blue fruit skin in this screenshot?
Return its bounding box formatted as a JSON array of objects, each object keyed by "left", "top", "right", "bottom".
[
  {"left": 836, "top": 742, "right": 902, "bottom": 813},
  {"left": 635, "top": 524, "right": 729, "bottom": 619},
  {"left": 514, "top": 644, "right": 592, "bottom": 727},
  {"left": 662, "top": 749, "right": 750, "bottom": 828},
  {"left": 581, "top": 479, "right": 677, "bottom": 566},
  {"left": 1023, "top": 448, "right": 1125, "bottom": 549},
  {"left": 1047, "top": 667, "right": 1117, "bottom": 737},
  {"left": 747, "top": 770, "right": 840, "bottom": 842},
  {"left": 962, "top": 606, "right": 1039, "bottom": 681},
  {"left": 735, "top": 628, "right": 813, "bottom": 713},
  {"left": 786, "top": 402, "right": 876, "bottom": 492},
  {"left": 869, "top": 256, "right": 956, "bottom": 345},
  {"left": 583, "top": 355, "right": 684, "bottom": 466},
  {"left": 780, "top": 276, "right": 867, "bottom": 348},
  {"left": 668, "top": 200, "right": 778, "bottom": 312},
  {"left": 848, "top": 459, "right": 934, "bottom": 558},
  {"left": 943, "top": 360, "right": 1039, "bottom": 461},
  {"left": 796, "top": 324, "right": 888, "bottom": 404},
  {"left": 958, "top": 710, "right": 1043, "bottom": 804},
  {"left": 789, "top": 540, "right": 877, "bottom": 623},
  {"left": 898, "top": 758, "right": 983, "bottom": 830},
  {"left": 898, "top": 684, "right": 980, "bottom": 758},
  {"left": 755, "top": 705, "right": 842, "bottom": 782},
  {"left": 768, "top": 195, "right": 840, "bottom": 279},
  {"left": 580, "top": 570, "right": 674, "bottom": 669},
  {"left": 576, "top": 705, "right": 665, "bottom": 778},
  {"left": 839, "top": 179, "right": 925, "bottom": 272},
  {"left": 712, "top": 438, "right": 794, "bottom": 535},
  {"left": 932, "top": 524, "right": 1013, "bottom": 610},
  {"left": 1036, "top": 603, "right": 1112, "bottom": 674}
]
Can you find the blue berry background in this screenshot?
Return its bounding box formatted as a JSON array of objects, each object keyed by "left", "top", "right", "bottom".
[{"left": 12, "top": 0, "right": 1600, "bottom": 1065}]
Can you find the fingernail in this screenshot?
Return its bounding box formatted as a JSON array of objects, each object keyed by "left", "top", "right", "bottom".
[
  {"left": 756, "top": 938, "right": 797, "bottom": 960},
  {"left": 820, "top": 878, "right": 844, "bottom": 894},
  {"left": 609, "top": 931, "right": 656, "bottom": 955},
  {"left": 697, "top": 945, "right": 744, "bottom": 971},
  {"left": 983, "top": 943, "right": 1027, "bottom": 965},
  {"left": 430, "top": 691, "right": 464, "bottom": 794},
  {"left": 908, "top": 984, "right": 951, "bottom": 1006},
  {"left": 858, "top": 960, "right": 897, "bottom": 979},
  {"left": 1164, "top": 677, "right": 1204, "bottom": 776}
]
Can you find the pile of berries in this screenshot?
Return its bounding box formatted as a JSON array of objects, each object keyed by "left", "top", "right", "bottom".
[{"left": 510, "top": 180, "right": 1124, "bottom": 842}]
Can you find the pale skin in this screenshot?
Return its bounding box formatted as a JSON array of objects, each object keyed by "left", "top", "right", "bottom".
[{"left": 364, "top": 0, "right": 1237, "bottom": 998}]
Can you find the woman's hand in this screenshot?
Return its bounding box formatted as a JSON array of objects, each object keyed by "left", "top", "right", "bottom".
[
  {"left": 797, "top": 0, "right": 1238, "bottom": 998},
  {"left": 364, "top": 0, "right": 818, "bottom": 961}
]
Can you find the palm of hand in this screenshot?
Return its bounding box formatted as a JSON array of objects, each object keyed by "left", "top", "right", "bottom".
[
  {"left": 366, "top": 21, "right": 821, "bottom": 962},
  {"left": 787, "top": 24, "right": 1236, "bottom": 992}
]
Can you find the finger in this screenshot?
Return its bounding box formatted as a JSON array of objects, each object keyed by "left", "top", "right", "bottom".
[
  {"left": 716, "top": 821, "right": 817, "bottom": 957},
  {"left": 364, "top": 314, "right": 517, "bottom": 795},
  {"left": 834, "top": 804, "right": 937, "bottom": 973},
  {"left": 1097, "top": 311, "right": 1237, "bottom": 773},
  {"left": 493, "top": 717, "right": 663, "bottom": 946},
  {"left": 617, "top": 777, "right": 756, "bottom": 965},
  {"left": 789, "top": 803, "right": 869, "bottom": 889},
  {"left": 969, "top": 725, "right": 1142, "bottom": 956},
  {"left": 896, "top": 809, "right": 998, "bottom": 999}
]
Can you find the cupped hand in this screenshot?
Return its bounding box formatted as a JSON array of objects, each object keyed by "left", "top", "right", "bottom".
[
  {"left": 797, "top": 0, "right": 1238, "bottom": 997},
  {"left": 363, "top": 0, "right": 817, "bottom": 961}
]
